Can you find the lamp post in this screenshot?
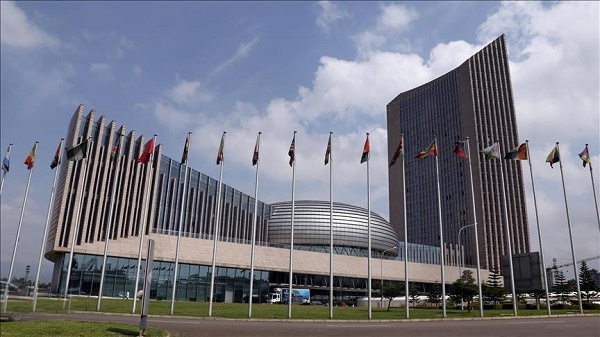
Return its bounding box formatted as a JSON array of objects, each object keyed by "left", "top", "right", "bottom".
[
  {"left": 380, "top": 246, "right": 397, "bottom": 308},
  {"left": 457, "top": 223, "right": 475, "bottom": 310}
]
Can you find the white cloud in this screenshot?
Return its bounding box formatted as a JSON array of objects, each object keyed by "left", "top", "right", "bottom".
[
  {"left": 354, "top": 3, "right": 419, "bottom": 58},
  {"left": 167, "top": 77, "right": 213, "bottom": 106},
  {"left": 0, "top": 1, "right": 59, "bottom": 49},
  {"left": 153, "top": 101, "right": 195, "bottom": 132},
  {"left": 315, "top": 1, "right": 350, "bottom": 34},
  {"left": 376, "top": 3, "right": 419, "bottom": 32},
  {"left": 211, "top": 37, "right": 260, "bottom": 77},
  {"left": 142, "top": 2, "right": 599, "bottom": 268}
]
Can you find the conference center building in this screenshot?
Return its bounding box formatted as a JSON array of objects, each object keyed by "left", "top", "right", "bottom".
[
  {"left": 387, "top": 34, "right": 530, "bottom": 271},
  {"left": 44, "top": 104, "right": 478, "bottom": 304}
]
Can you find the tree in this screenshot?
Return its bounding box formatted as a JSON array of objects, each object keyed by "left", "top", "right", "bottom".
[
  {"left": 382, "top": 283, "right": 403, "bottom": 311},
  {"left": 483, "top": 265, "right": 505, "bottom": 305},
  {"left": 553, "top": 270, "right": 569, "bottom": 304},
  {"left": 450, "top": 270, "right": 478, "bottom": 312},
  {"left": 409, "top": 283, "right": 420, "bottom": 307},
  {"left": 579, "top": 260, "right": 599, "bottom": 303},
  {"left": 427, "top": 284, "right": 441, "bottom": 308}
]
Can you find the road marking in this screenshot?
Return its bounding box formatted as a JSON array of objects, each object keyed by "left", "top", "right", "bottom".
[{"left": 509, "top": 320, "right": 565, "bottom": 324}]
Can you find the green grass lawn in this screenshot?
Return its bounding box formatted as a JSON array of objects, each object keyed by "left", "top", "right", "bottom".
[
  {"left": 0, "top": 320, "right": 168, "bottom": 337},
  {"left": 2, "top": 297, "right": 598, "bottom": 320}
]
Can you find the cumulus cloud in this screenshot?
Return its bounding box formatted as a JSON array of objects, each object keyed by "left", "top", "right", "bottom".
[
  {"left": 354, "top": 3, "right": 418, "bottom": 58},
  {"left": 167, "top": 76, "right": 214, "bottom": 106},
  {"left": 0, "top": 1, "right": 60, "bottom": 49},
  {"left": 157, "top": 2, "right": 598, "bottom": 265},
  {"left": 376, "top": 3, "right": 419, "bottom": 32},
  {"left": 315, "top": 1, "right": 350, "bottom": 34}
]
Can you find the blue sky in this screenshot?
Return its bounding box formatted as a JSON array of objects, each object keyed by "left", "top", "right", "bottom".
[{"left": 1, "top": 1, "right": 598, "bottom": 283}]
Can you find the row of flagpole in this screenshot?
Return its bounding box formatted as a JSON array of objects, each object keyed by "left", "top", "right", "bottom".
[{"left": 0, "top": 132, "right": 596, "bottom": 318}]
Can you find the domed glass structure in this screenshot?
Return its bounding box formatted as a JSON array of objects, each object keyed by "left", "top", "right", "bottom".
[{"left": 268, "top": 200, "right": 398, "bottom": 258}]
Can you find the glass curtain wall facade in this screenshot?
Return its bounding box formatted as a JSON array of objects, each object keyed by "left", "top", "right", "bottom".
[
  {"left": 57, "top": 252, "right": 370, "bottom": 304},
  {"left": 387, "top": 35, "right": 530, "bottom": 270}
]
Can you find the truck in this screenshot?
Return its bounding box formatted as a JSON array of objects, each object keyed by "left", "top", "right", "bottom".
[
  {"left": 267, "top": 288, "right": 311, "bottom": 304},
  {"left": 267, "top": 291, "right": 281, "bottom": 304}
]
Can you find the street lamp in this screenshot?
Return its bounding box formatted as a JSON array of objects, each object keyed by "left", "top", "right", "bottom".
[
  {"left": 457, "top": 223, "right": 475, "bottom": 310},
  {"left": 380, "top": 246, "right": 397, "bottom": 308}
]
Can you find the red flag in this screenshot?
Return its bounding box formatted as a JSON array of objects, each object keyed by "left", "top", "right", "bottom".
[
  {"left": 137, "top": 138, "right": 154, "bottom": 164},
  {"left": 389, "top": 138, "right": 403, "bottom": 167},
  {"left": 50, "top": 140, "right": 61, "bottom": 169},
  {"left": 360, "top": 135, "right": 369, "bottom": 163},
  {"left": 111, "top": 134, "right": 121, "bottom": 160},
  {"left": 24, "top": 142, "right": 37, "bottom": 170},
  {"left": 454, "top": 141, "right": 468, "bottom": 158},
  {"left": 416, "top": 140, "right": 436, "bottom": 159}
]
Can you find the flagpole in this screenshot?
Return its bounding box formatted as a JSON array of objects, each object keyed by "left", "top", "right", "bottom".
[
  {"left": 556, "top": 142, "right": 584, "bottom": 314},
  {"left": 63, "top": 139, "right": 92, "bottom": 305},
  {"left": 288, "top": 131, "right": 297, "bottom": 319},
  {"left": 248, "top": 132, "right": 261, "bottom": 318},
  {"left": 365, "top": 133, "right": 372, "bottom": 320},
  {"left": 2, "top": 142, "right": 37, "bottom": 314},
  {"left": 209, "top": 131, "right": 226, "bottom": 317},
  {"left": 401, "top": 134, "right": 409, "bottom": 318},
  {"left": 0, "top": 143, "right": 12, "bottom": 196},
  {"left": 433, "top": 136, "right": 446, "bottom": 318},
  {"left": 584, "top": 144, "right": 600, "bottom": 232},
  {"left": 33, "top": 139, "right": 64, "bottom": 312},
  {"left": 524, "top": 140, "right": 551, "bottom": 315},
  {"left": 96, "top": 134, "right": 124, "bottom": 311},
  {"left": 328, "top": 132, "right": 334, "bottom": 319},
  {"left": 132, "top": 134, "right": 157, "bottom": 314},
  {"left": 465, "top": 137, "right": 483, "bottom": 317},
  {"left": 170, "top": 132, "right": 191, "bottom": 316},
  {"left": 497, "top": 141, "right": 517, "bottom": 316}
]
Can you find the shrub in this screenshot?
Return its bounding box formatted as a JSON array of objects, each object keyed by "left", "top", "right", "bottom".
[{"left": 582, "top": 303, "right": 600, "bottom": 310}]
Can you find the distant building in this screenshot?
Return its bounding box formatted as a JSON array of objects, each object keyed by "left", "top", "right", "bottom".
[{"left": 387, "top": 35, "right": 530, "bottom": 270}]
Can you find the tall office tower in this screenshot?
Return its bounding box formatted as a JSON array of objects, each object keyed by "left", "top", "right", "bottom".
[{"left": 387, "top": 35, "right": 530, "bottom": 270}]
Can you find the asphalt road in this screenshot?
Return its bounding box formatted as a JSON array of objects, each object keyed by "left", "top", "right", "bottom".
[{"left": 17, "top": 312, "right": 600, "bottom": 337}]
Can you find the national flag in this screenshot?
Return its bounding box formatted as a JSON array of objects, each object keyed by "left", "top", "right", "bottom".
[
  {"left": 111, "top": 134, "right": 121, "bottom": 160},
  {"left": 181, "top": 135, "right": 190, "bottom": 163},
  {"left": 415, "top": 140, "right": 436, "bottom": 159},
  {"left": 360, "top": 135, "right": 370, "bottom": 163},
  {"left": 288, "top": 134, "right": 296, "bottom": 167},
  {"left": 216, "top": 133, "right": 225, "bottom": 165},
  {"left": 67, "top": 138, "right": 90, "bottom": 162},
  {"left": 324, "top": 134, "right": 331, "bottom": 165},
  {"left": 480, "top": 142, "right": 500, "bottom": 160},
  {"left": 24, "top": 143, "right": 37, "bottom": 170},
  {"left": 546, "top": 145, "right": 560, "bottom": 168},
  {"left": 579, "top": 146, "right": 591, "bottom": 168},
  {"left": 389, "top": 138, "right": 403, "bottom": 167},
  {"left": 2, "top": 144, "right": 11, "bottom": 173},
  {"left": 252, "top": 134, "right": 260, "bottom": 166},
  {"left": 50, "top": 141, "right": 61, "bottom": 169},
  {"left": 453, "top": 141, "right": 468, "bottom": 158},
  {"left": 504, "top": 143, "right": 528, "bottom": 160},
  {"left": 137, "top": 138, "right": 154, "bottom": 164}
]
